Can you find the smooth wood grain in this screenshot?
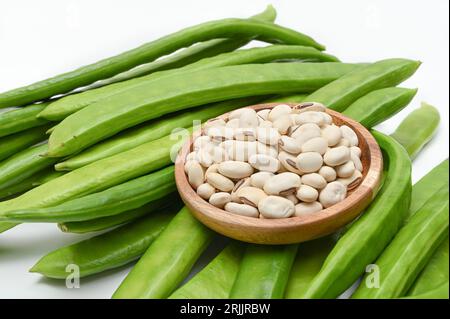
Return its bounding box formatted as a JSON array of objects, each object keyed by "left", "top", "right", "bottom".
[{"left": 175, "top": 103, "right": 383, "bottom": 245}]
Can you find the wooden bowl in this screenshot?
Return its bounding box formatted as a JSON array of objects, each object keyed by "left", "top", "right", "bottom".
[{"left": 175, "top": 103, "right": 383, "bottom": 245}]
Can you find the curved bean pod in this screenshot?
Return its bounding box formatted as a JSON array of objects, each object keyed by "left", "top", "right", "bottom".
[
  {"left": 0, "top": 125, "right": 50, "bottom": 162},
  {"left": 47, "top": 62, "right": 363, "bottom": 157},
  {"left": 0, "top": 16, "right": 324, "bottom": 108},
  {"left": 112, "top": 207, "right": 214, "bottom": 299},
  {"left": 0, "top": 102, "right": 50, "bottom": 137},
  {"left": 305, "top": 58, "right": 420, "bottom": 112},
  {"left": 303, "top": 131, "right": 412, "bottom": 298},
  {"left": 343, "top": 87, "right": 417, "bottom": 128},
  {"left": 390, "top": 102, "right": 440, "bottom": 159},
  {"left": 352, "top": 187, "right": 449, "bottom": 298},
  {"left": 404, "top": 282, "right": 449, "bottom": 299},
  {"left": 30, "top": 207, "right": 178, "bottom": 279}
]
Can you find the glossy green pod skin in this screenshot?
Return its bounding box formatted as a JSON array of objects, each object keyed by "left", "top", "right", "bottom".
[
  {"left": 89, "top": 5, "right": 277, "bottom": 88},
  {"left": 0, "top": 143, "right": 58, "bottom": 195},
  {"left": 305, "top": 58, "right": 420, "bottom": 112},
  {"left": 408, "top": 235, "right": 449, "bottom": 296},
  {"left": 54, "top": 96, "right": 265, "bottom": 171},
  {"left": 47, "top": 62, "right": 362, "bottom": 157},
  {"left": 261, "top": 93, "right": 308, "bottom": 103},
  {"left": 343, "top": 87, "right": 417, "bottom": 128},
  {"left": 41, "top": 45, "right": 338, "bottom": 121},
  {"left": 169, "top": 243, "right": 244, "bottom": 299},
  {"left": 229, "top": 244, "right": 298, "bottom": 299},
  {"left": 390, "top": 102, "right": 440, "bottom": 159},
  {"left": 0, "top": 15, "right": 324, "bottom": 108},
  {"left": 303, "top": 131, "right": 412, "bottom": 299},
  {"left": 30, "top": 207, "right": 178, "bottom": 279},
  {"left": 0, "top": 102, "right": 50, "bottom": 137},
  {"left": 0, "top": 222, "right": 16, "bottom": 233},
  {"left": 352, "top": 187, "right": 449, "bottom": 299},
  {"left": 112, "top": 207, "right": 214, "bottom": 299},
  {"left": 0, "top": 166, "right": 175, "bottom": 223},
  {"left": 404, "top": 282, "right": 449, "bottom": 299},
  {"left": 0, "top": 125, "right": 50, "bottom": 162}
]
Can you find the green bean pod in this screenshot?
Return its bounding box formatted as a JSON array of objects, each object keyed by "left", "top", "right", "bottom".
[
  {"left": 0, "top": 102, "right": 50, "bottom": 137},
  {"left": 343, "top": 87, "right": 417, "bottom": 128},
  {"left": 112, "top": 207, "right": 214, "bottom": 299},
  {"left": 0, "top": 222, "right": 16, "bottom": 233},
  {"left": 352, "top": 187, "right": 449, "bottom": 299},
  {"left": 0, "top": 16, "right": 324, "bottom": 108},
  {"left": 0, "top": 166, "right": 175, "bottom": 223},
  {"left": 303, "top": 131, "right": 412, "bottom": 298},
  {"left": 261, "top": 93, "right": 308, "bottom": 103},
  {"left": 41, "top": 46, "right": 338, "bottom": 121},
  {"left": 0, "top": 143, "right": 58, "bottom": 195},
  {"left": 0, "top": 125, "right": 49, "bottom": 162},
  {"left": 229, "top": 244, "right": 298, "bottom": 299},
  {"left": 47, "top": 62, "right": 363, "bottom": 157},
  {"left": 390, "top": 102, "right": 440, "bottom": 159},
  {"left": 305, "top": 59, "right": 420, "bottom": 112},
  {"left": 30, "top": 207, "right": 178, "bottom": 279},
  {"left": 408, "top": 235, "right": 449, "bottom": 296},
  {"left": 403, "top": 282, "right": 449, "bottom": 299},
  {"left": 54, "top": 96, "right": 265, "bottom": 171},
  {"left": 169, "top": 242, "right": 244, "bottom": 299}
]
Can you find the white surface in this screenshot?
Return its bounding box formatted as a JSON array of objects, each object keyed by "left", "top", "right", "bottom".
[{"left": 0, "top": 0, "right": 448, "bottom": 298}]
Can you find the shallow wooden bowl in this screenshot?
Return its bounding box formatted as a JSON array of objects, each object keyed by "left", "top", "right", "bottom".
[{"left": 175, "top": 103, "right": 383, "bottom": 244}]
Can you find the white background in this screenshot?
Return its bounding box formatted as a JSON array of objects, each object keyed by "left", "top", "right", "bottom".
[{"left": 0, "top": 0, "right": 448, "bottom": 298}]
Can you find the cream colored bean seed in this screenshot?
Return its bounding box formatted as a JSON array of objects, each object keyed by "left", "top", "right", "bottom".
[
  {"left": 239, "top": 108, "right": 259, "bottom": 128},
  {"left": 336, "top": 161, "right": 355, "bottom": 178},
  {"left": 296, "top": 152, "right": 323, "bottom": 173},
  {"left": 257, "top": 109, "right": 270, "bottom": 121},
  {"left": 323, "top": 146, "right": 351, "bottom": 166},
  {"left": 225, "top": 118, "right": 240, "bottom": 129},
  {"left": 294, "top": 201, "right": 323, "bottom": 216},
  {"left": 209, "top": 192, "right": 231, "bottom": 208},
  {"left": 249, "top": 172, "right": 274, "bottom": 189},
  {"left": 248, "top": 154, "right": 280, "bottom": 173},
  {"left": 301, "top": 137, "right": 328, "bottom": 155},
  {"left": 336, "top": 138, "right": 351, "bottom": 147},
  {"left": 319, "top": 181, "right": 347, "bottom": 208},
  {"left": 221, "top": 140, "right": 258, "bottom": 162},
  {"left": 293, "top": 102, "right": 326, "bottom": 113},
  {"left": 210, "top": 146, "right": 228, "bottom": 164},
  {"left": 290, "top": 123, "right": 321, "bottom": 146},
  {"left": 321, "top": 124, "right": 342, "bottom": 146},
  {"left": 293, "top": 111, "right": 325, "bottom": 126},
  {"left": 321, "top": 112, "right": 333, "bottom": 125},
  {"left": 279, "top": 135, "right": 302, "bottom": 154},
  {"left": 231, "top": 178, "right": 251, "bottom": 203},
  {"left": 337, "top": 170, "right": 362, "bottom": 188},
  {"left": 207, "top": 126, "right": 234, "bottom": 142},
  {"left": 301, "top": 173, "right": 327, "bottom": 189},
  {"left": 204, "top": 118, "right": 226, "bottom": 131},
  {"left": 224, "top": 202, "right": 259, "bottom": 218},
  {"left": 259, "top": 120, "right": 273, "bottom": 128},
  {"left": 197, "top": 183, "right": 215, "bottom": 200},
  {"left": 296, "top": 185, "right": 319, "bottom": 202},
  {"left": 234, "top": 128, "right": 256, "bottom": 141},
  {"left": 197, "top": 148, "right": 214, "bottom": 167},
  {"left": 340, "top": 125, "right": 359, "bottom": 146},
  {"left": 184, "top": 159, "right": 199, "bottom": 174},
  {"left": 205, "top": 163, "right": 219, "bottom": 177},
  {"left": 263, "top": 172, "right": 301, "bottom": 196},
  {"left": 193, "top": 135, "right": 211, "bottom": 150},
  {"left": 237, "top": 186, "right": 268, "bottom": 207},
  {"left": 206, "top": 173, "right": 235, "bottom": 192},
  {"left": 258, "top": 196, "right": 295, "bottom": 218},
  {"left": 278, "top": 151, "right": 303, "bottom": 174},
  {"left": 318, "top": 166, "right": 337, "bottom": 182},
  {"left": 350, "top": 146, "right": 362, "bottom": 158},
  {"left": 272, "top": 114, "right": 293, "bottom": 135},
  {"left": 351, "top": 152, "right": 363, "bottom": 172},
  {"left": 218, "top": 161, "right": 254, "bottom": 179},
  {"left": 268, "top": 104, "right": 292, "bottom": 121},
  {"left": 277, "top": 163, "right": 288, "bottom": 173},
  {"left": 257, "top": 142, "right": 278, "bottom": 158},
  {"left": 187, "top": 161, "right": 205, "bottom": 189},
  {"left": 228, "top": 109, "right": 246, "bottom": 120},
  {"left": 186, "top": 151, "right": 198, "bottom": 162},
  {"left": 286, "top": 194, "right": 299, "bottom": 205},
  {"left": 256, "top": 127, "right": 280, "bottom": 146}
]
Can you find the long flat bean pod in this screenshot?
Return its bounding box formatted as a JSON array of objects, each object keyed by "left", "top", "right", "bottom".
[
  {"left": 305, "top": 58, "right": 420, "bottom": 112},
  {"left": 303, "top": 131, "right": 412, "bottom": 298},
  {"left": 47, "top": 62, "right": 363, "bottom": 157},
  {"left": 54, "top": 96, "right": 265, "bottom": 171},
  {"left": 408, "top": 235, "right": 449, "bottom": 296},
  {"left": 343, "top": 87, "right": 417, "bottom": 128},
  {"left": 403, "top": 282, "right": 449, "bottom": 299},
  {"left": 112, "top": 207, "right": 214, "bottom": 299},
  {"left": 0, "top": 16, "right": 324, "bottom": 108},
  {"left": 390, "top": 102, "right": 440, "bottom": 159},
  {"left": 30, "top": 207, "right": 178, "bottom": 279},
  {"left": 1, "top": 166, "right": 176, "bottom": 223},
  {"left": 41, "top": 45, "right": 338, "bottom": 121},
  {"left": 0, "top": 222, "right": 16, "bottom": 233},
  {"left": 0, "top": 102, "right": 50, "bottom": 137},
  {"left": 261, "top": 93, "right": 308, "bottom": 103},
  {"left": 229, "top": 244, "right": 298, "bottom": 299},
  {"left": 352, "top": 187, "right": 449, "bottom": 299},
  {"left": 89, "top": 5, "right": 277, "bottom": 88},
  {"left": 0, "top": 125, "right": 50, "bottom": 162},
  {"left": 169, "top": 243, "right": 244, "bottom": 299},
  {"left": 59, "top": 195, "right": 182, "bottom": 234}
]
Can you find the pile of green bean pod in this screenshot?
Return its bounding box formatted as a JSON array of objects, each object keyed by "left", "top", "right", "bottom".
[
  {"left": 41, "top": 45, "right": 338, "bottom": 121},
  {"left": 47, "top": 62, "right": 362, "bottom": 157},
  {"left": 0, "top": 125, "right": 50, "bottom": 162},
  {"left": 0, "top": 102, "right": 50, "bottom": 137},
  {"left": 403, "top": 282, "right": 449, "bottom": 299}
]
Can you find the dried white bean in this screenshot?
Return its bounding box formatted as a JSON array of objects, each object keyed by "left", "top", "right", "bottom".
[
  {"left": 268, "top": 104, "right": 292, "bottom": 121},
  {"left": 197, "top": 183, "right": 215, "bottom": 200},
  {"left": 224, "top": 202, "right": 259, "bottom": 217},
  {"left": 186, "top": 151, "right": 198, "bottom": 162},
  {"left": 336, "top": 161, "right": 355, "bottom": 178},
  {"left": 218, "top": 161, "right": 254, "bottom": 179},
  {"left": 193, "top": 135, "right": 211, "bottom": 150},
  {"left": 336, "top": 138, "right": 351, "bottom": 147},
  {"left": 337, "top": 170, "right": 362, "bottom": 189},
  {"left": 278, "top": 151, "right": 303, "bottom": 174},
  {"left": 257, "top": 109, "right": 270, "bottom": 121},
  {"left": 226, "top": 118, "right": 240, "bottom": 128},
  {"left": 350, "top": 146, "right": 362, "bottom": 158},
  {"left": 321, "top": 124, "right": 342, "bottom": 146},
  {"left": 290, "top": 123, "right": 321, "bottom": 146},
  {"left": 231, "top": 178, "right": 251, "bottom": 203},
  {"left": 228, "top": 109, "right": 246, "bottom": 120},
  {"left": 296, "top": 185, "right": 319, "bottom": 202},
  {"left": 209, "top": 192, "right": 232, "bottom": 208},
  {"left": 197, "top": 148, "right": 214, "bottom": 167},
  {"left": 250, "top": 172, "right": 274, "bottom": 189},
  {"left": 279, "top": 135, "right": 302, "bottom": 154},
  {"left": 206, "top": 173, "right": 235, "bottom": 192},
  {"left": 239, "top": 108, "right": 259, "bottom": 128},
  {"left": 259, "top": 120, "right": 273, "bottom": 128},
  {"left": 204, "top": 118, "right": 226, "bottom": 131},
  {"left": 205, "top": 163, "right": 219, "bottom": 177},
  {"left": 258, "top": 196, "right": 295, "bottom": 218},
  {"left": 292, "top": 111, "right": 325, "bottom": 126},
  {"left": 263, "top": 172, "right": 301, "bottom": 196},
  {"left": 321, "top": 112, "right": 333, "bottom": 125},
  {"left": 256, "top": 127, "right": 280, "bottom": 145},
  {"left": 293, "top": 102, "right": 326, "bottom": 113},
  {"left": 340, "top": 125, "right": 359, "bottom": 146},
  {"left": 221, "top": 140, "right": 258, "bottom": 161},
  {"left": 237, "top": 186, "right": 268, "bottom": 207},
  {"left": 323, "top": 146, "right": 351, "bottom": 166},
  {"left": 207, "top": 126, "right": 234, "bottom": 142},
  {"left": 210, "top": 146, "right": 228, "bottom": 164},
  {"left": 301, "top": 137, "right": 328, "bottom": 155},
  {"left": 301, "top": 173, "right": 327, "bottom": 189},
  {"left": 319, "top": 181, "right": 347, "bottom": 208},
  {"left": 272, "top": 114, "right": 293, "bottom": 134},
  {"left": 294, "top": 202, "right": 323, "bottom": 216},
  {"left": 286, "top": 194, "right": 299, "bottom": 205},
  {"left": 234, "top": 128, "right": 256, "bottom": 141},
  {"left": 187, "top": 161, "right": 205, "bottom": 189},
  {"left": 184, "top": 159, "right": 198, "bottom": 174},
  {"left": 296, "top": 152, "right": 323, "bottom": 173},
  {"left": 318, "top": 166, "right": 337, "bottom": 182},
  {"left": 351, "top": 152, "right": 363, "bottom": 172},
  {"left": 257, "top": 142, "right": 278, "bottom": 158},
  {"left": 248, "top": 154, "right": 280, "bottom": 173}
]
